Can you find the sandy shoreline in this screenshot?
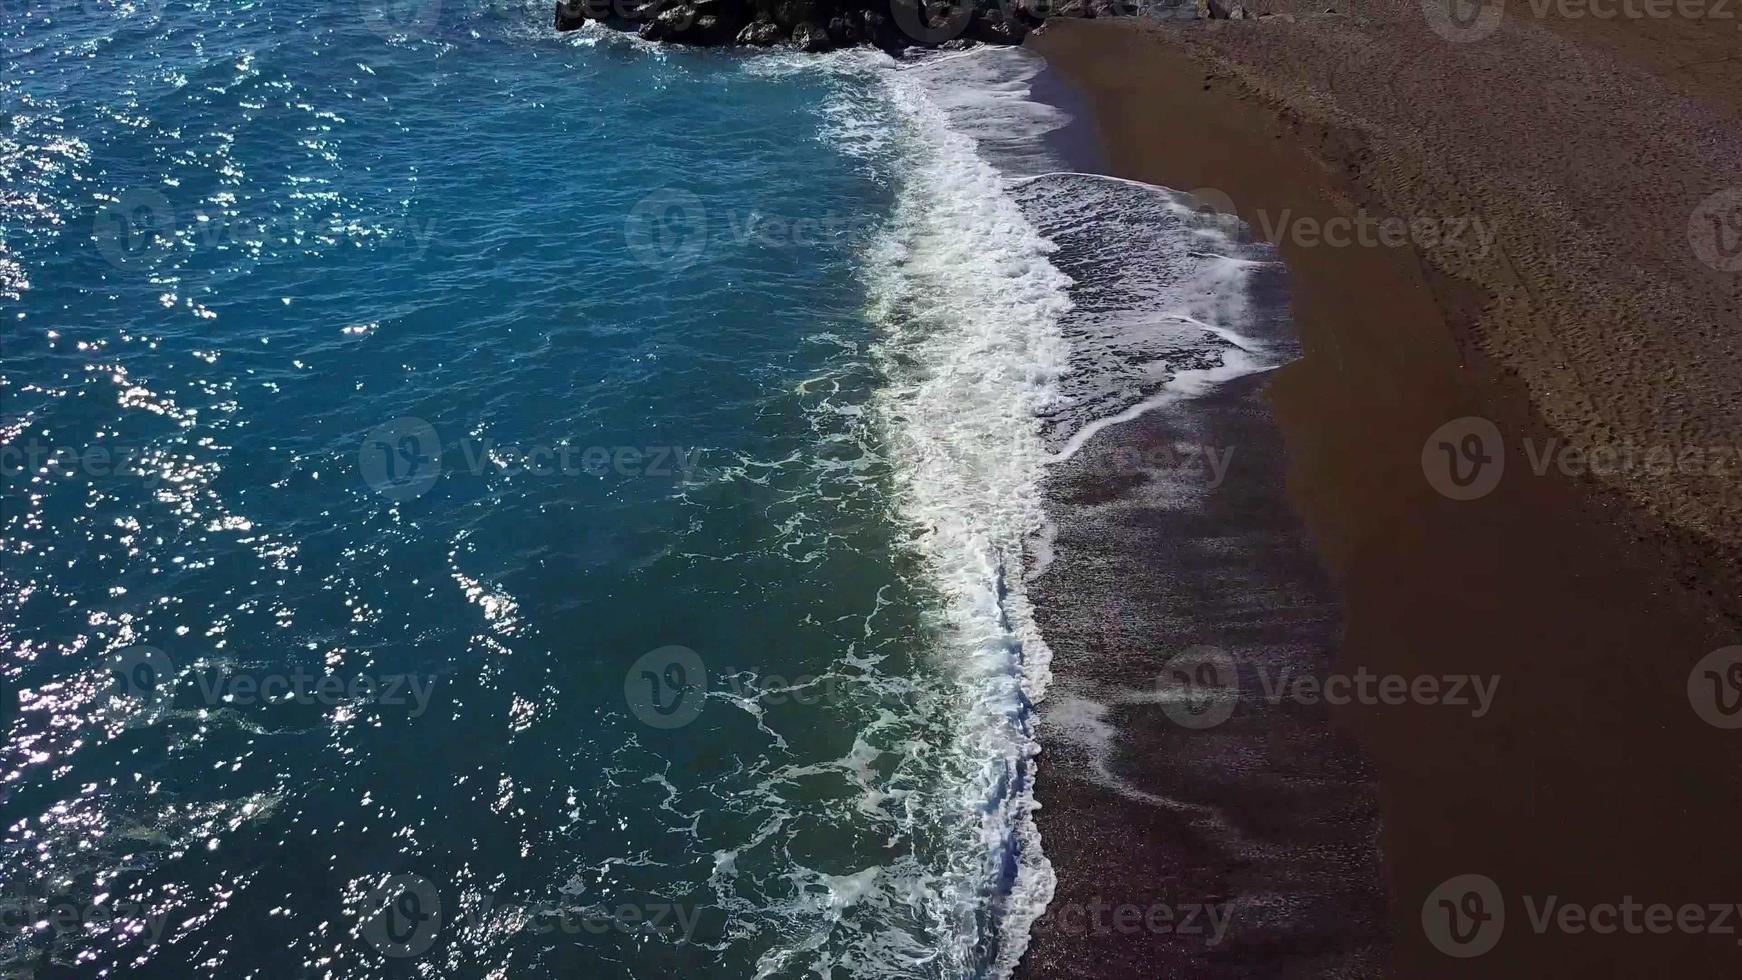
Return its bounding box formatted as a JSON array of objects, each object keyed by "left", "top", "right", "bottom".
[{"left": 1018, "top": 10, "right": 1742, "bottom": 978}]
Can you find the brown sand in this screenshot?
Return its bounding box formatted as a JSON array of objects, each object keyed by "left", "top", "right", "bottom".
[{"left": 1021, "top": 10, "right": 1742, "bottom": 978}]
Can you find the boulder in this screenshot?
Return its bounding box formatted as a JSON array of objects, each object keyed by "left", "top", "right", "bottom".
[
  {"left": 859, "top": 8, "right": 909, "bottom": 50},
  {"left": 827, "top": 12, "right": 863, "bottom": 44},
  {"left": 554, "top": 0, "right": 590, "bottom": 30},
  {"left": 736, "top": 17, "right": 786, "bottom": 42},
  {"left": 621, "top": 0, "right": 667, "bottom": 20},
  {"left": 965, "top": 2, "right": 1029, "bottom": 42},
  {"left": 789, "top": 20, "right": 834, "bottom": 49},
  {"left": 775, "top": 0, "right": 835, "bottom": 27},
  {"left": 1019, "top": 0, "right": 1084, "bottom": 18},
  {"left": 695, "top": 11, "right": 747, "bottom": 39},
  {"left": 640, "top": 2, "right": 745, "bottom": 41},
  {"left": 554, "top": 0, "right": 1156, "bottom": 49},
  {"left": 639, "top": 3, "right": 696, "bottom": 37}
]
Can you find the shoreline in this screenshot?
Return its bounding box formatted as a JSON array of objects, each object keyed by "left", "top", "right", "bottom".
[
  {"left": 1013, "top": 32, "right": 1390, "bottom": 980},
  {"left": 1019, "top": 13, "right": 1742, "bottom": 978}
]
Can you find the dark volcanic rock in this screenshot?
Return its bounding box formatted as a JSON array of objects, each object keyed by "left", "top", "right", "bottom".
[
  {"left": 637, "top": 3, "right": 689, "bottom": 37},
  {"left": 859, "top": 8, "right": 907, "bottom": 49},
  {"left": 775, "top": 0, "right": 835, "bottom": 27},
  {"left": 789, "top": 20, "right": 833, "bottom": 50},
  {"left": 1015, "top": 0, "right": 1073, "bottom": 17},
  {"left": 554, "top": 0, "right": 591, "bottom": 30},
  {"left": 826, "top": 12, "right": 861, "bottom": 44},
  {"left": 965, "top": 0, "right": 1030, "bottom": 42},
  {"left": 555, "top": 0, "right": 1132, "bottom": 48},
  {"left": 694, "top": 0, "right": 746, "bottom": 15},
  {"left": 640, "top": 1, "right": 747, "bottom": 41},
  {"left": 736, "top": 17, "right": 786, "bottom": 42}
]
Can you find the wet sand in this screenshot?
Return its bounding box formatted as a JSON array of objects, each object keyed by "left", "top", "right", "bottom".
[{"left": 1019, "top": 12, "right": 1742, "bottom": 978}]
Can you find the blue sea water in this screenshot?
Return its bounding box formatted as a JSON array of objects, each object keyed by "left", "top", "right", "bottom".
[{"left": 1, "top": 3, "right": 1285, "bottom": 978}]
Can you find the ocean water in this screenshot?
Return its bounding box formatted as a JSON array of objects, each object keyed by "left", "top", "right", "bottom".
[{"left": 0, "top": 5, "right": 1286, "bottom": 978}]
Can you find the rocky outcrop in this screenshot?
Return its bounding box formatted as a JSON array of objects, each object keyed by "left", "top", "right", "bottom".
[
  {"left": 553, "top": 0, "right": 1206, "bottom": 51},
  {"left": 735, "top": 17, "right": 785, "bottom": 42}
]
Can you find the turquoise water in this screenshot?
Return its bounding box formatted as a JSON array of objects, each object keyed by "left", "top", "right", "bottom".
[{"left": 2, "top": 4, "right": 1285, "bottom": 977}]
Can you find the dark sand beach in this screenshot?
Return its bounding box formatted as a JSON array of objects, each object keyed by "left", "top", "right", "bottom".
[{"left": 1020, "top": 9, "right": 1742, "bottom": 978}]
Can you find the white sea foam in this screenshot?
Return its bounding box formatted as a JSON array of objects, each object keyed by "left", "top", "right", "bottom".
[
  {"left": 736, "top": 40, "right": 1291, "bottom": 978},
  {"left": 859, "top": 49, "right": 1074, "bottom": 979},
  {"left": 1013, "top": 171, "right": 1293, "bottom": 456},
  {"left": 860, "top": 44, "right": 1292, "bottom": 979},
  {"left": 894, "top": 47, "right": 1072, "bottom": 178}
]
